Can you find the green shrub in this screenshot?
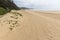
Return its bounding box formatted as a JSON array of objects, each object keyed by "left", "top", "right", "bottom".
[{"left": 0, "top": 8, "right": 10, "bottom": 15}]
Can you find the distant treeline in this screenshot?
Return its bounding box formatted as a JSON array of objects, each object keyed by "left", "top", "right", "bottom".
[
  {"left": 0, "top": 0, "right": 20, "bottom": 10},
  {"left": 0, "top": 0, "right": 21, "bottom": 15},
  {"left": 0, "top": 0, "right": 31, "bottom": 15},
  {"left": 20, "top": 7, "right": 32, "bottom": 10}
]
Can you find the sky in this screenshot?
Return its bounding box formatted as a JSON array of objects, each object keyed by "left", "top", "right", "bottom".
[{"left": 13, "top": 0, "right": 60, "bottom": 10}]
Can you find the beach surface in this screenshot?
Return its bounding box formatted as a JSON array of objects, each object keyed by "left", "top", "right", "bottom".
[{"left": 0, "top": 10, "right": 60, "bottom": 40}]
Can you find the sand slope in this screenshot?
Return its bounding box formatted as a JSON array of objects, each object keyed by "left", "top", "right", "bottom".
[{"left": 0, "top": 10, "right": 60, "bottom": 40}]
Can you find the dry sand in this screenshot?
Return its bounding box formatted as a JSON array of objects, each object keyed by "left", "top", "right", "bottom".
[{"left": 0, "top": 10, "right": 60, "bottom": 40}]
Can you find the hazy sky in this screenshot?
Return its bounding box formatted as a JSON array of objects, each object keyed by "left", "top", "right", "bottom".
[{"left": 13, "top": 0, "right": 60, "bottom": 10}]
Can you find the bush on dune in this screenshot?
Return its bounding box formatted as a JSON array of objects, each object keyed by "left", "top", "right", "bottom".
[
  {"left": 0, "top": 8, "right": 10, "bottom": 15},
  {"left": 0, "top": 0, "right": 20, "bottom": 15}
]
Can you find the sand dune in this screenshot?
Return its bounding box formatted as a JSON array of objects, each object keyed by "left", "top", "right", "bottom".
[{"left": 0, "top": 10, "right": 60, "bottom": 40}]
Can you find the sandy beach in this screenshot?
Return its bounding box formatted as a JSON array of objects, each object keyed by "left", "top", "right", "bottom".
[{"left": 0, "top": 10, "right": 60, "bottom": 40}]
